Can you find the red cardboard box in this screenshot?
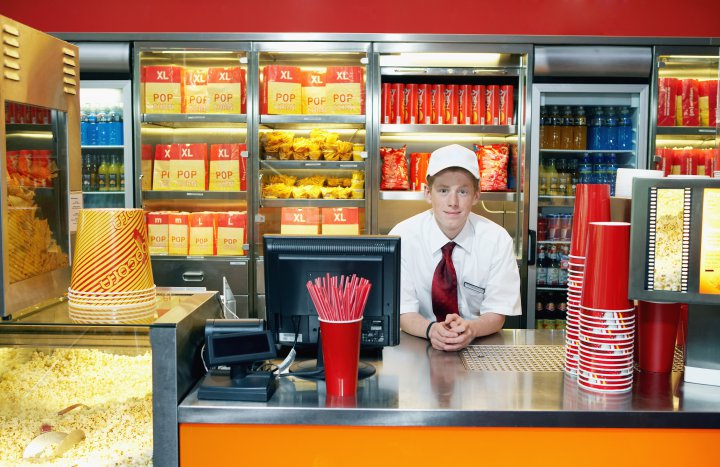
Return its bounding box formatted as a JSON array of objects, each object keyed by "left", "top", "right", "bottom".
[
  {"left": 141, "top": 144, "right": 154, "bottom": 191},
  {"left": 403, "top": 84, "right": 418, "bottom": 124},
  {"left": 216, "top": 211, "right": 247, "bottom": 256},
  {"left": 410, "top": 152, "right": 431, "bottom": 191},
  {"left": 458, "top": 85, "right": 471, "bottom": 125},
  {"left": 417, "top": 84, "right": 431, "bottom": 124},
  {"left": 390, "top": 83, "right": 404, "bottom": 124},
  {"left": 301, "top": 70, "right": 326, "bottom": 115},
  {"left": 471, "top": 85, "right": 486, "bottom": 124},
  {"left": 182, "top": 68, "right": 208, "bottom": 114},
  {"left": 431, "top": 84, "right": 445, "bottom": 124},
  {"left": 325, "top": 66, "right": 364, "bottom": 115},
  {"left": 679, "top": 79, "right": 699, "bottom": 126},
  {"left": 168, "top": 212, "right": 189, "bottom": 255},
  {"left": 381, "top": 83, "right": 392, "bottom": 124},
  {"left": 171, "top": 143, "right": 207, "bottom": 191},
  {"left": 321, "top": 208, "right": 360, "bottom": 235},
  {"left": 485, "top": 85, "right": 500, "bottom": 125},
  {"left": 281, "top": 207, "right": 320, "bottom": 235},
  {"left": 443, "top": 84, "right": 458, "bottom": 124},
  {"left": 152, "top": 144, "right": 177, "bottom": 191},
  {"left": 189, "top": 212, "right": 215, "bottom": 256},
  {"left": 657, "top": 77, "right": 678, "bottom": 126},
  {"left": 147, "top": 212, "right": 169, "bottom": 255},
  {"left": 263, "top": 65, "right": 302, "bottom": 115},
  {"left": 209, "top": 143, "right": 247, "bottom": 191},
  {"left": 207, "top": 67, "right": 246, "bottom": 114},
  {"left": 500, "top": 85, "right": 514, "bottom": 125},
  {"left": 143, "top": 65, "right": 183, "bottom": 114}
]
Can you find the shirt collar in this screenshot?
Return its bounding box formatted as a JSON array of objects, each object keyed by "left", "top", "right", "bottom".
[{"left": 428, "top": 212, "right": 475, "bottom": 254}]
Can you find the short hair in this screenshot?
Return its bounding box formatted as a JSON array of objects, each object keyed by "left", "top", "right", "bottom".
[{"left": 427, "top": 167, "right": 480, "bottom": 193}]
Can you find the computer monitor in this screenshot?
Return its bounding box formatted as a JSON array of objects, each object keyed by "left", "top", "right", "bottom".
[{"left": 263, "top": 234, "right": 401, "bottom": 378}]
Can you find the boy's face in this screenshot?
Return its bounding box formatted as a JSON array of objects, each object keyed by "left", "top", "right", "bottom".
[{"left": 424, "top": 168, "right": 480, "bottom": 239}]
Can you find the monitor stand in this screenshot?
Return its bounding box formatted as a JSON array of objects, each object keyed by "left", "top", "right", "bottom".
[
  {"left": 289, "top": 336, "right": 376, "bottom": 381},
  {"left": 198, "top": 364, "right": 278, "bottom": 402}
]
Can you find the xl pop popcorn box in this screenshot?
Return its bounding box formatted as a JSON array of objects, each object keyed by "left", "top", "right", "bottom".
[
  {"left": 301, "top": 70, "right": 326, "bottom": 114},
  {"left": 170, "top": 143, "right": 207, "bottom": 191},
  {"left": 188, "top": 212, "right": 215, "bottom": 256},
  {"left": 168, "top": 212, "right": 189, "bottom": 255},
  {"left": 143, "top": 66, "right": 183, "bottom": 114},
  {"left": 263, "top": 66, "right": 302, "bottom": 114},
  {"left": 141, "top": 144, "right": 154, "bottom": 191},
  {"left": 182, "top": 68, "right": 208, "bottom": 114},
  {"left": 321, "top": 208, "right": 360, "bottom": 235},
  {"left": 216, "top": 211, "right": 247, "bottom": 256},
  {"left": 281, "top": 207, "right": 320, "bottom": 235},
  {"left": 325, "top": 66, "right": 364, "bottom": 115},
  {"left": 152, "top": 144, "right": 177, "bottom": 191},
  {"left": 207, "top": 67, "right": 246, "bottom": 114},
  {"left": 209, "top": 143, "right": 247, "bottom": 191},
  {"left": 147, "top": 211, "right": 169, "bottom": 255}
]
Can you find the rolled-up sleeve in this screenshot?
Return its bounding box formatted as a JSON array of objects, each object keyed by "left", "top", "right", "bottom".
[{"left": 479, "top": 234, "right": 522, "bottom": 316}]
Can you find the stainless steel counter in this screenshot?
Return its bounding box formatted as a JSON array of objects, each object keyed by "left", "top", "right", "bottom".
[{"left": 178, "top": 330, "right": 720, "bottom": 428}]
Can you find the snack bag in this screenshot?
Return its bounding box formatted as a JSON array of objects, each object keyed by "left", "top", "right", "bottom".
[
  {"left": 679, "top": 79, "right": 699, "bottom": 126},
  {"left": 474, "top": 144, "right": 509, "bottom": 191},
  {"left": 301, "top": 70, "right": 326, "bottom": 114},
  {"left": 143, "top": 66, "right": 183, "bottom": 113},
  {"left": 380, "top": 145, "right": 409, "bottom": 190},
  {"left": 216, "top": 211, "right": 246, "bottom": 256},
  {"left": 182, "top": 68, "right": 208, "bottom": 114},
  {"left": 141, "top": 144, "right": 153, "bottom": 191},
  {"left": 207, "top": 67, "right": 245, "bottom": 114},
  {"left": 263, "top": 66, "right": 302, "bottom": 114},
  {"left": 657, "top": 77, "right": 678, "bottom": 126},
  {"left": 170, "top": 143, "right": 207, "bottom": 191},
  {"left": 699, "top": 79, "right": 718, "bottom": 127},
  {"left": 188, "top": 212, "right": 215, "bottom": 256},
  {"left": 325, "top": 66, "right": 364, "bottom": 115},
  {"left": 152, "top": 144, "right": 177, "bottom": 191},
  {"left": 321, "top": 208, "right": 360, "bottom": 235},
  {"left": 147, "top": 211, "right": 169, "bottom": 255},
  {"left": 168, "top": 212, "right": 189, "bottom": 255},
  {"left": 209, "top": 143, "right": 246, "bottom": 191}
]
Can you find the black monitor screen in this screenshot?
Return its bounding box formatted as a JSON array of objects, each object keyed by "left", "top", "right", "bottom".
[
  {"left": 263, "top": 235, "right": 401, "bottom": 349},
  {"left": 206, "top": 331, "right": 277, "bottom": 367}
]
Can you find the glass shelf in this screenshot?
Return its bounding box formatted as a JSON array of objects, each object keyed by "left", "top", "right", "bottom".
[
  {"left": 81, "top": 145, "right": 124, "bottom": 150},
  {"left": 142, "top": 191, "right": 247, "bottom": 201},
  {"left": 540, "top": 149, "right": 635, "bottom": 154},
  {"left": 151, "top": 254, "right": 248, "bottom": 261},
  {"left": 260, "top": 115, "right": 365, "bottom": 129},
  {"left": 380, "top": 124, "right": 516, "bottom": 135},
  {"left": 655, "top": 126, "right": 717, "bottom": 136},
  {"left": 538, "top": 240, "right": 571, "bottom": 245},
  {"left": 82, "top": 191, "right": 124, "bottom": 195},
  {"left": 260, "top": 199, "right": 364, "bottom": 208},
  {"left": 380, "top": 191, "right": 517, "bottom": 202},
  {"left": 536, "top": 286, "right": 568, "bottom": 291},
  {"left": 260, "top": 160, "right": 365, "bottom": 170}
]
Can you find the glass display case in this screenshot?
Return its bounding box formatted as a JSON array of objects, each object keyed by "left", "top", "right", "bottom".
[
  {"left": 134, "top": 42, "right": 251, "bottom": 314},
  {"left": 0, "top": 290, "right": 220, "bottom": 466},
  {"left": 651, "top": 46, "right": 719, "bottom": 178}
]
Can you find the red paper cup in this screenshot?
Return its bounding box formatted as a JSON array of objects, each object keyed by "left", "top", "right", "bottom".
[
  {"left": 637, "top": 301, "right": 681, "bottom": 373},
  {"left": 570, "top": 184, "right": 611, "bottom": 257},
  {"left": 581, "top": 222, "right": 632, "bottom": 310},
  {"left": 635, "top": 371, "right": 674, "bottom": 410},
  {"left": 320, "top": 317, "right": 362, "bottom": 397}
]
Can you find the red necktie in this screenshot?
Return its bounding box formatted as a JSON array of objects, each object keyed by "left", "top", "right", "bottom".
[{"left": 431, "top": 242, "right": 458, "bottom": 322}]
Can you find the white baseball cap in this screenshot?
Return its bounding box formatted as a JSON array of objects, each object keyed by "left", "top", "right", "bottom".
[{"left": 426, "top": 144, "right": 480, "bottom": 180}]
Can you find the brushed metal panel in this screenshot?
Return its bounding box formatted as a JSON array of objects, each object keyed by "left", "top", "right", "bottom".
[
  {"left": 535, "top": 46, "right": 652, "bottom": 77},
  {"left": 75, "top": 42, "right": 130, "bottom": 73}
]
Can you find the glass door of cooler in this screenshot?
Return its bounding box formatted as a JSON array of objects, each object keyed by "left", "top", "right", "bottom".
[
  {"left": 135, "top": 42, "right": 251, "bottom": 315},
  {"left": 651, "top": 47, "right": 720, "bottom": 179},
  {"left": 254, "top": 42, "right": 371, "bottom": 319},
  {"left": 80, "top": 80, "right": 133, "bottom": 208},
  {"left": 373, "top": 44, "right": 529, "bottom": 327},
  {"left": 528, "top": 83, "right": 649, "bottom": 329}
]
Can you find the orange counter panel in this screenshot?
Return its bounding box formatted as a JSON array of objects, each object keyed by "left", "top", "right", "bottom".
[{"left": 180, "top": 424, "right": 720, "bottom": 466}]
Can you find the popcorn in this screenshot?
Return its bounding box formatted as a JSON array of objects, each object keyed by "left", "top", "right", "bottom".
[{"left": 0, "top": 349, "right": 153, "bottom": 466}]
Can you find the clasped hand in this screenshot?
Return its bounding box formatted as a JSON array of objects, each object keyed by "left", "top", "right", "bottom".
[{"left": 428, "top": 313, "right": 474, "bottom": 351}]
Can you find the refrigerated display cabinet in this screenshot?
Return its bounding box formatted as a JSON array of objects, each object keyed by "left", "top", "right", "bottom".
[
  {"left": 650, "top": 46, "right": 719, "bottom": 178},
  {"left": 134, "top": 42, "right": 252, "bottom": 315},
  {"left": 253, "top": 42, "right": 372, "bottom": 319},
  {"left": 0, "top": 290, "right": 220, "bottom": 466},
  {"left": 372, "top": 43, "right": 530, "bottom": 327}
]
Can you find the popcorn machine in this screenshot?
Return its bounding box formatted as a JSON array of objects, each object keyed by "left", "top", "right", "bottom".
[
  {"left": 629, "top": 177, "right": 720, "bottom": 386},
  {"left": 0, "top": 16, "right": 81, "bottom": 317}
]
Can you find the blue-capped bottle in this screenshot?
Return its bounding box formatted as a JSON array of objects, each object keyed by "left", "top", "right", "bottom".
[
  {"left": 109, "top": 107, "right": 123, "bottom": 145},
  {"left": 80, "top": 110, "right": 89, "bottom": 146},
  {"left": 606, "top": 153, "right": 618, "bottom": 195},
  {"left": 587, "top": 107, "right": 603, "bottom": 150},
  {"left": 604, "top": 106, "right": 618, "bottom": 150},
  {"left": 96, "top": 110, "right": 108, "bottom": 146},
  {"left": 86, "top": 109, "right": 98, "bottom": 146},
  {"left": 617, "top": 106, "right": 633, "bottom": 150},
  {"left": 579, "top": 152, "right": 593, "bottom": 184},
  {"left": 592, "top": 153, "right": 606, "bottom": 184}
]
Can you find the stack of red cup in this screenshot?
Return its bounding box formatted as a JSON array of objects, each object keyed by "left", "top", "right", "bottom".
[
  {"left": 577, "top": 221, "right": 635, "bottom": 393},
  {"left": 564, "top": 184, "right": 611, "bottom": 375}
]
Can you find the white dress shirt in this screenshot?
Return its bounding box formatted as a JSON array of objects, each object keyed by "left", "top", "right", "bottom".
[{"left": 389, "top": 210, "right": 522, "bottom": 320}]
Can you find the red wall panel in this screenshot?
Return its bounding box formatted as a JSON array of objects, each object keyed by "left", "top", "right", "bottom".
[{"left": 4, "top": 0, "right": 720, "bottom": 37}]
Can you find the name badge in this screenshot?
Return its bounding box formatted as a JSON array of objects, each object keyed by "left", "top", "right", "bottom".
[{"left": 463, "top": 282, "right": 485, "bottom": 294}]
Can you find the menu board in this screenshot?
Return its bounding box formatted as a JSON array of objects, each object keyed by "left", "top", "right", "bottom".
[{"left": 699, "top": 188, "right": 720, "bottom": 294}]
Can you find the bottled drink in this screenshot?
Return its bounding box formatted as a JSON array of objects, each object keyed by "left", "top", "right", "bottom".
[
  {"left": 560, "top": 106, "right": 574, "bottom": 150},
  {"left": 592, "top": 153, "right": 606, "bottom": 184},
  {"left": 573, "top": 106, "right": 587, "bottom": 150},
  {"left": 535, "top": 299, "right": 545, "bottom": 330},
  {"left": 119, "top": 157, "right": 125, "bottom": 191},
  {"left": 80, "top": 111, "right": 89, "bottom": 146},
  {"left": 547, "top": 158, "right": 560, "bottom": 195},
  {"left": 537, "top": 246, "right": 548, "bottom": 286},
  {"left": 556, "top": 158, "right": 570, "bottom": 196},
  {"left": 617, "top": 106, "right": 633, "bottom": 150},
  {"left": 604, "top": 106, "right": 618, "bottom": 150},
  {"left": 96, "top": 110, "right": 109, "bottom": 146},
  {"left": 547, "top": 244, "right": 560, "bottom": 286},
  {"left": 579, "top": 153, "right": 593, "bottom": 184},
  {"left": 539, "top": 106, "right": 547, "bottom": 149},
  {"left": 606, "top": 153, "right": 618, "bottom": 195},
  {"left": 89, "top": 154, "right": 98, "bottom": 191},
  {"left": 537, "top": 214, "right": 549, "bottom": 241},
  {"left": 82, "top": 154, "right": 91, "bottom": 191},
  {"left": 97, "top": 155, "right": 108, "bottom": 192},
  {"left": 547, "top": 214, "right": 560, "bottom": 241},
  {"left": 108, "top": 155, "right": 119, "bottom": 191},
  {"left": 567, "top": 158, "right": 578, "bottom": 195},
  {"left": 539, "top": 158, "right": 549, "bottom": 196},
  {"left": 547, "top": 106, "right": 561, "bottom": 149},
  {"left": 87, "top": 110, "right": 98, "bottom": 146},
  {"left": 544, "top": 295, "right": 557, "bottom": 330},
  {"left": 587, "top": 107, "right": 603, "bottom": 150}
]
